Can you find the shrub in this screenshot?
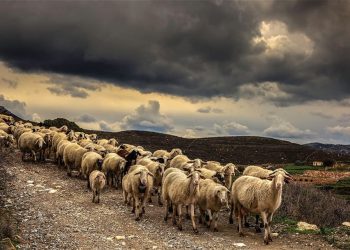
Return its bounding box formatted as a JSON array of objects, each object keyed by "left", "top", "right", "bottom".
[{"left": 277, "top": 183, "right": 350, "bottom": 228}]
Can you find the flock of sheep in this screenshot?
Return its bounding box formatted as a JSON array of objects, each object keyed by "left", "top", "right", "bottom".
[{"left": 0, "top": 114, "right": 292, "bottom": 245}]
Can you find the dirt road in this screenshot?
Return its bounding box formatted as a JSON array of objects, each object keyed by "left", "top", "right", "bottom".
[{"left": 1, "top": 150, "right": 334, "bottom": 249}]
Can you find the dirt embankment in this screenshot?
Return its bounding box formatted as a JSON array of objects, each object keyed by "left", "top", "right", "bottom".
[{"left": 0, "top": 149, "right": 335, "bottom": 250}]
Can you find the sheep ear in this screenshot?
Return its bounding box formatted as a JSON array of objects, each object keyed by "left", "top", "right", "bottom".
[
  {"left": 199, "top": 174, "right": 206, "bottom": 179},
  {"left": 196, "top": 169, "right": 202, "bottom": 173},
  {"left": 187, "top": 173, "right": 193, "bottom": 178},
  {"left": 147, "top": 172, "right": 154, "bottom": 177},
  {"left": 134, "top": 171, "right": 141, "bottom": 176}
]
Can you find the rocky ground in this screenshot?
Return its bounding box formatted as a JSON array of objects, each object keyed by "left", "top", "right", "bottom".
[{"left": 0, "top": 149, "right": 337, "bottom": 250}]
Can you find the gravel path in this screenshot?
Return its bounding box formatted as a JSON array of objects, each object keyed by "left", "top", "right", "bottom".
[{"left": 1, "top": 150, "right": 335, "bottom": 250}]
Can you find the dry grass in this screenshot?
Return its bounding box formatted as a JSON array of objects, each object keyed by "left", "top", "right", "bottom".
[{"left": 277, "top": 182, "right": 350, "bottom": 228}]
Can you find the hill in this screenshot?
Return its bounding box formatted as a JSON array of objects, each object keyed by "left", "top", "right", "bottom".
[{"left": 1, "top": 106, "right": 348, "bottom": 165}]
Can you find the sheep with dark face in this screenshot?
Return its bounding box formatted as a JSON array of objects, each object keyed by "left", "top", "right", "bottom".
[
  {"left": 89, "top": 170, "right": 106, "bottom": 203},
  {"left": 122, "top": 165, "right": 154, "bottom": 221},
  {"left": 118, "top": 149, "right": 141, "bottom": 176},
  {"left": 230, "top": 169, "right": 292, "bottom": 245},
  {"left": 137, "top": 157, "right": 166, "bottom": 205}
]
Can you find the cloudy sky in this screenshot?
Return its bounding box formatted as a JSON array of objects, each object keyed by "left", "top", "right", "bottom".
[{"left": 0, "top": 0, "right": 350, "bottom": 144}]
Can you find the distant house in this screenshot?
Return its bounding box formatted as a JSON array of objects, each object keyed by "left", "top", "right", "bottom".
[{"left": 312, "top": 161, "right": 323, "bottom": 167}]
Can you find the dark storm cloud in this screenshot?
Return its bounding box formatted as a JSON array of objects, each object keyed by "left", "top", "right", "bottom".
[
  {"left": 0, "top": 1, "right": 349, "bottom": 104},
  {"left": 197, "top": 106, "right": 223, "bottom": 114}
]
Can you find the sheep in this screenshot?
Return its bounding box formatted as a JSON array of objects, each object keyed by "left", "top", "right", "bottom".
[
  {"left": 197, "top": 179, "right": 230, "bottom": 231},
  {"left": 137, "top": 157, "right": 165, "bottom": 205},
  {"left": 0, "top": 122, "right": 10, "bottom": 133},
  {"left": 241, "top": 165, "right": 282, "bottom": 230},
  {"left": 81, "top": 151, "right": 104, "bottom": 179},
  {"left": 243, "top": 165, "right": 277, "bottom": 179},
  {"left": 229, "top": 169, "right": 292, "bottom": 244},
  {"left": 97, "top": 138, "right": 118, "bottom": 147},
  {"left": 56, "top": 140, "right": 75, "bottom": 166},
  {"left": 18, "top": 132, "right": 45, "bottom": 162},
  {"left": 101, "top": 153, "right": 127, "bottom": 189},
  {"left": 52, "top": 132, "right": 69, "bottom": 156},
  {"left": 169, "top": 155, "right": 203, "bottom": 173},
  {"left": 205, "top": 161, "right": 238, "bottom": 190},
  {"left": 0, "top": 133, "right": 15, "bottom": 152},
  {"left": 122, "top": 165, "right": 154, "bottom": 221},
  {"left": 118, "top": 149, "right": 141, "bottom": 176},
  {"left": 197, "top": 168, "right": 225, "bottom": 185},
  {"left": 14, "top": 127, "right": 32, "bottom": 143},
  {"left": 86, "top": 133, "right": 98, "bottom": 142},
  {"left": 0, "top": 114, "right": 15, "bottom": 124},
  {"left": 89, "top": 170, "right": 106, "bottom": 203},
  {"left": 153, "top": 148, "right": 182, "bottom": 161},
  {"left": 33, "top": 132, "right": 52, "bottom": 161},
  {"left": 162, "top": 170, "right": 202, "bottom": 233},
  {"left": 103, "top": 144, "right": 118, "bottom": 154},
  {"left": 23, "top": 122, "right": 33, "bottom": 128},
  {"left": 63, "top": 143, "right": 92, "bottom": 176},
  {"left": 75, "top": 131, "right": 87, "bottom": 141},
  {"left": 84, "top": 143, "right": 107, "bottom": 157},
  {"left": 78, "top": 138, "right": 93, "bottom": 147}
]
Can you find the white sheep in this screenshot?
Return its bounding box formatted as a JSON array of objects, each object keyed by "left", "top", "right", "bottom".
[
  {"left": 88, "top": 170, "right": 106, "bottom": 203},
  {"left": 205, "top": 161, "right": 238, "bottom": 190},
  {"left": 0, "top": 133, "right": 15, "bottom": 152},
  {"left": 197, "top": 179, "right": 230, "bottom": 231},
  {"left": 229, "top": 169, "right": 292, "bottom": 244},
  {"left": 18, "top": 132, "right": 45, "bottom": 162},
  {"left": 81, "top": 151, "right": 104, "bottom": 179},
  {"left": 197, "top": 168, "right": 225, "bottom": 185},
  {"left": 122, "top": 165, "right": 154, "bottom": 221},
  {"left": 56, "top": 140, "right": 75, "bottom": 166},
  {"left": 0, "top": 122, "right": 10, "bottom": 133},
  {"left": 162, "top": 170, "right": 202, "bottom": 233},
  {"left": 153, "top": 148, "right": 182, "bottom": 161},
  {"left": 0, "top": 114, "right": 15, "bottom": 124},
  {"left": 101, "top": 153, "right": 127, "bottom": 188},
  {"left": 63, "top": 143, "right": 92, "bottom": 176},
  {"left": 169, "top": 155, "right": 203, "bottom": 172}
]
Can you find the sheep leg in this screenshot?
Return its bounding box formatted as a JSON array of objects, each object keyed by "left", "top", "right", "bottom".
[
  {"left": 134, "top": 196, "right": 141, "bottom": 221},
  {"left": 244, "top": 215, "right": 250, "bottom": 228},
  {"left": 92, "top": 190, "right": 95, "bottom": 203},
  {"left": 229, "top": 201, "right": 234, "bottom": 224},
  {"left": 198, "top": 209, "right": 204, "bottom": 224},
  {"left": 158, "top": 187, "right": 163, "bottom": 206},
  {"left": 185, "top": 205, "right": 191, "bottom": 220},
  {"left": 213, "top": 212, "right": 219, "bottom": 232},
  {"left": 32, "top": 150, "right": 37, "bottom": 162},
  {"left": 131, "top": 198, "right": 135, "bottom": 214},
  {"left": 164, "top": 199, "right": 169, "bottom": 222},
  {"left": 206, "top": 209, "right": 212, "bottom": 229},
  {"left": 255, "top": 215, "right": 262, "bottom": 233},
  {"left": 97, "top": 191, "right": 100, "bottom": 203},
  {"left": 261, "top": 212, "right": 269, "bottom": 245},
  {"left": 190, "top": 204, "right": 198, "bottom": 234},
  {"left": 267, "top": 213, "right": 273, "bottom": 242},
  {"left": 172, "top": 204, "right": 177, "bottom": 226},
  {"left": 123, "top": 190, "right": 128, "bottom": 204},
  {"left": 177, "top": 205, "right": 182, "bottom": 231}
]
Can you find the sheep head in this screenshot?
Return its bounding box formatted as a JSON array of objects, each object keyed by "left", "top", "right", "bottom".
[
  {"left": 216, "top": 187, "right": 230, "bottom": 207},
  {"left": 135, "top": 169, "right": 154, "bottom": 192},
  {"left": 267, "top": 169, "right": 293, "bottom": 189}
]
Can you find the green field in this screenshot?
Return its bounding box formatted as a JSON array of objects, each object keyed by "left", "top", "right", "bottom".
[{"left": 283, "top": 164, "right": 324, "bottom": 175}]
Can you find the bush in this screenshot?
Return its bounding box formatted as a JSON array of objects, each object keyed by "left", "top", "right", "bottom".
[{"left": 277, "top": 183, "right": 350, "bottom": 228}]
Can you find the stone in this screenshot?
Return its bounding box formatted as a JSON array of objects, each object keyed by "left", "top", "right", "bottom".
[
  {"left": 48, "top": 189, "right": 58, "bottom": 194},
  {"left": 27, "top": 180, "right": 34, "bottom": 184},
  {"left": 233, "top": 243, "right": 246, "bottom": 247},
  {"left": 342, "top": 222, "right": 350, "bottom": 227},
  {"left": 121, "top": 242, "right": 126, "bottom": 246},
  {"left": 271, "top": 232, "right": 279, "bottom": 237},
  {"left": 297, "top": 221, "right": 319, "bottom": 231},
  {"left": 115, "top": 236, "right": 126, "bottom": 240},
  {"left": 152, "top": 246, "right": 158, "bottom": 249}
]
